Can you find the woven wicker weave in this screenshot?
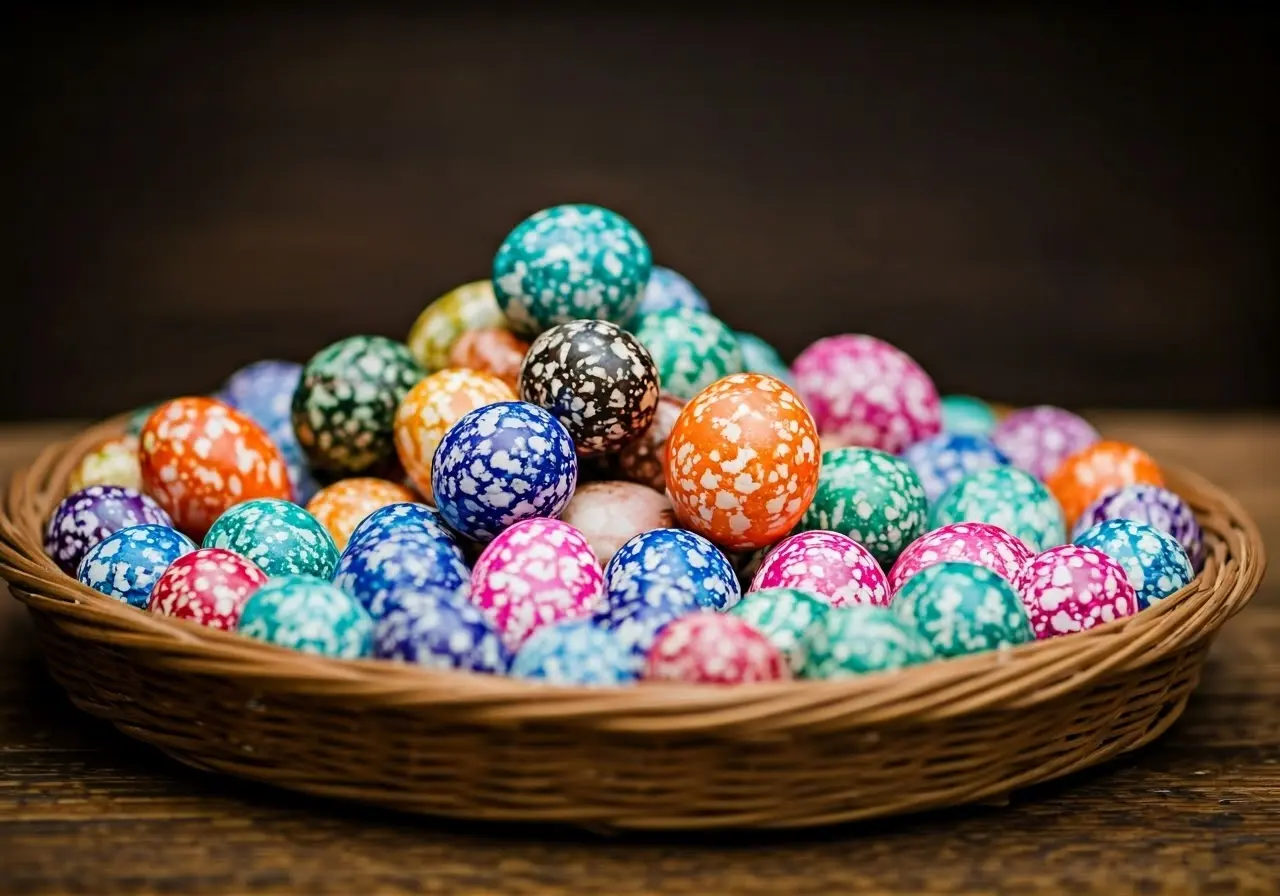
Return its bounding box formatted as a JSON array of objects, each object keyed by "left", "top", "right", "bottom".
[{"left": 0, "top": 418, "right": 1266, "bottom": 830}]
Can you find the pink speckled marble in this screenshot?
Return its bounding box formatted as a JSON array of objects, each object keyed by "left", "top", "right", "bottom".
[
  {"left": 749, "top": 530, "right": 890, "bottom": 607},
  {"left": 991, "top": 405, "right": 1100, "bottom": 481},
  {"left": 888, "top": 522, "right": 1032, "bottom": 594},
  {"left": 469, "top": 518, "right": 604, "bottom": 648},
  {"left": 1015, "top": 544, "right": 1137, "bottom": 640},
  {"left": 790, "top": 334, "right": 941, "bottom": 455}
]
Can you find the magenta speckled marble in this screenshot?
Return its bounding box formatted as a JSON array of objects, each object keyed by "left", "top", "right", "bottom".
[
  {"left": 991, "top": 406, "right": 1100, "bottom": 480},
  {"left": 469, "top": 518, "right": 604, "bottom": 648},
  {"left": 1015, "top": 544, "right": 1138, "bottom": 639},
  {"left": 788, "top": 335, "right": 942, "bottom": 455},
  {"left": 790, "top": 334, "right": 940, "bottom": 455},
  {"left": 888, "top": 522, "right": 1032, "bottom": 594},
  {"left": 748, "top": 530, "right": 890, "bottom": 607}
]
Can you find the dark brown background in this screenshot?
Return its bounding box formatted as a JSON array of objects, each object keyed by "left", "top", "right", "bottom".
[{"left": 6, "top": 8, "right": 1277, "bottom": 420}]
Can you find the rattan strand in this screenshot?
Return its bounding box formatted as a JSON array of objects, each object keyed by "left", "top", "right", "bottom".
[{"left": 0, "top": 417, "right": 1266, "bottom": 829}]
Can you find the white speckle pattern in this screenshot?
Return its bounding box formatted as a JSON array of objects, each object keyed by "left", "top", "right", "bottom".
[
  {"left": 430, "top": 401, "right": 578, "bottom": 542},
  {"left": 492, "top": 204, "right": 651, "bottom": 337},
  {"left": 664, "top": 373, "right": 821, "bottom": 551},
  {"left": 627, "top": 265, "right": 708, "bottom": 322},
  {"left": 888, "top": 522, "right": 1032, "bottom": 594},
  {"left": 148, "top": 547, "right": 268, "bottom": 630},
  {"left": 469, "top": 518, "right": 604, "bottom": 649},
  {"left": 76, "top": 523, "right": 197, "bottom": 608},
  {"left": 728, "top": 588, "right": 830, "bottom": 673},
  {"left": 510, "top": 618, "right": 638, "bottom": 686},
  {"left": 930, "top": 466, "right": 1066, "bottom": 554},
  {"left": 237, "top": 574, "right": 373, "bottom": 658},
  {"left": 372, "top": 586, "right": 510, "bottom": 673},
  {"left": 333, "top": 530, "right": 471, "bottom": 619},
  {"left": 893, "top": 561, "right": 1034, "bottom": 657},
  {"left": 45, "top": 485, "right": 173, "bottom": 576},
  {"left": 1071, "top": 483, "right": 1205, "bottom": 572},
  {"left": 901, "top": 433, "right": 1012, "bottom": 504},
  {"left": 991, "top": 405, "right": 1100, "bottom": 480},
  {"left": 519, "top": 319, "right": 660, "bottom": 456},
  {"left": 643, "top": 613, "right": 790, "bottom": 684},
  {"left": 749, "top": 531, "right": 890, "bottom": 608},
  {"left": 202, "top": 498, "right": 339, "bottom": 580},
  {"left": 791, "top": 334, "right": 941, "bottom": 454},
  {"left": 1016, "top": 545, "right": 1138, "bottom": 639},
  {"left": 604, "top": 528, "right": 740, "bottom": 612},
  {"left": 1073, "top": 518, "right": 1194, "bottom": 610},
  {"left": 800, "top": 605, "right": 934, "bottom": 678},
  {"left": 632, "top": 308, "right": 745, "bottom": 400}
]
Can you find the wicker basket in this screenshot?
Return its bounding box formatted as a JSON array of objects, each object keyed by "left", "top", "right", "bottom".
[{"left": 0, "top": 418, "right": 1266, "bottom": 831}]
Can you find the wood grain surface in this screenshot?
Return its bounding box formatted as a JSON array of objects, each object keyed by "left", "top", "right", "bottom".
[
  {"left": 6, "top": 9, "right": 1278, "bottom": 419},
  {"left": 0, "top": 414, "right": 1276, "bottom": 894}
]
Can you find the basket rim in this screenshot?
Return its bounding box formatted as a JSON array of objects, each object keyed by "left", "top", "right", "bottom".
[{"left": 0, "top": 416, "right": 1267, "bottom": 734}]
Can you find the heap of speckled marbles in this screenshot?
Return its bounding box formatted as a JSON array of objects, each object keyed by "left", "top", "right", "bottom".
[{"left": 46, "top": 204, "right": 1203, "bottom": 686}]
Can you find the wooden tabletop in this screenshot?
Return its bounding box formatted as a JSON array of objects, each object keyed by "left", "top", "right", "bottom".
[{"left": 2, "top": 414, "right": 1276, "bottom": 895}]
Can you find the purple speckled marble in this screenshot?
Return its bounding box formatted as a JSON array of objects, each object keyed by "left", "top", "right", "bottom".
[
  {"left": 991, "top": 405, "right": 1100, "bottom": 481},
  {"left": 219, "top": 360, "right": 318, "bottom": 503},
  {"left": 1072, "top": 483, "right": 1205, "bottom": 572},
  {"left": 44, "top": 485, "right": 174, "bottom": 576}
]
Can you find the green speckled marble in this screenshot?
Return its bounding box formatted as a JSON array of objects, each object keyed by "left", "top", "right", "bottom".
[
  {"left": 492, "top": 204, "right": 652, "bottom": 337},
  {"left": 632, "top": 308, "right": 744, "bottom": 400},
  {"left": 203, "top": 498, "right": 339, "bottom": 579},
  {"left": 291, "top": 335, "right": 424, "bottom": 476},
  {"left": 728, "top": 587, "right": 829, "bottom": 673},
  {"left": 892, "top": 560, "right": 1034, "bottom": 658},
  {"left": 797, "top": 447, "right": 928, "bottom": 568},
  {"left": 800, "top": 605, "right": 933, "bottom": 678},
  {"left": 930, "top": 466, "right": 1066, "bottom": 553},
  {"left": 237, "top": 574, "right": 373, "bottom": 659}
]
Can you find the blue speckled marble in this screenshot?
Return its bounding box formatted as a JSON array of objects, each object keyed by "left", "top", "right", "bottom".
[
  {"left": 630, "top": 265, "right": 708, "bottom": 320},
  {"left": 45, "top": 485, "right": 174, "bottom": 576},
  {"left": 510, "top": 618, "right": 638, "bottom": 686},
  {"left": 372, "top": 586, "right": 510, "bottom": 673},
  {"left": 76, "top": 523, "right": 197, "bottom": 608},
  {"left": 603, "top": 528, "right": 740, "bottom": 611},
  {"left": 901, "top": 432, "right": 1011, "bottom": 504},
  {"left": 493, "top": 204, "right": 652, "bottom": 337},
  {"left": 332, "top": 531, "right": 471, "bottom": 618},
  {"left": 343, "top": 502, "right": 459, "bottom": 557},
  {"left": 237, "top": 574, "right": 374, "bottom": 658},
  {"left": 1072, "top": 483, "right": 1205, "bottom": 573},
  {"left": 1073, "top": 518, "right": 1194, "bottom": 610},
  {"left": 430, "top": 401, "right": 578, "bottom": 542},
  {"left": 219, "top": 359, "right": 319, "bottom": 503}
]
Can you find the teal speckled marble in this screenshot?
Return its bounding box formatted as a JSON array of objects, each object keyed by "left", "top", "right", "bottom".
[
  {"left": 930, "top": 466, "right": 1066, "bottom": 553},
  {"left": 1073, "top": 518, "right": 1194, "bottom": 610},
  {"left": 493, "top": 204, "right": 652, "bottom": 337},
  {"left": 203, "top": 498, "right": 340, "bottom": 580},
  {"left": 736, "top": 331, "right": 794, "bottom": 386},
  {"left": 800, "top": 605, "right": 934, "bottom": 678},
  {"left": 940, "top": 394, "right": 998, "bottom": 437},
  {"left": 237, "top": 574, "right": 373, "bottom": 659},
  {"left": 796, "top": 447, "right": 929, "bottom": 568},
  {"left": 728, "top": 588, "right": 830, "bottom": 673},
  {"left": 632, "top": 308, "right": 744, "bottom": 400},
  {"left": 892, "top": 560, "right": 1033, "bottom": 658}
]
